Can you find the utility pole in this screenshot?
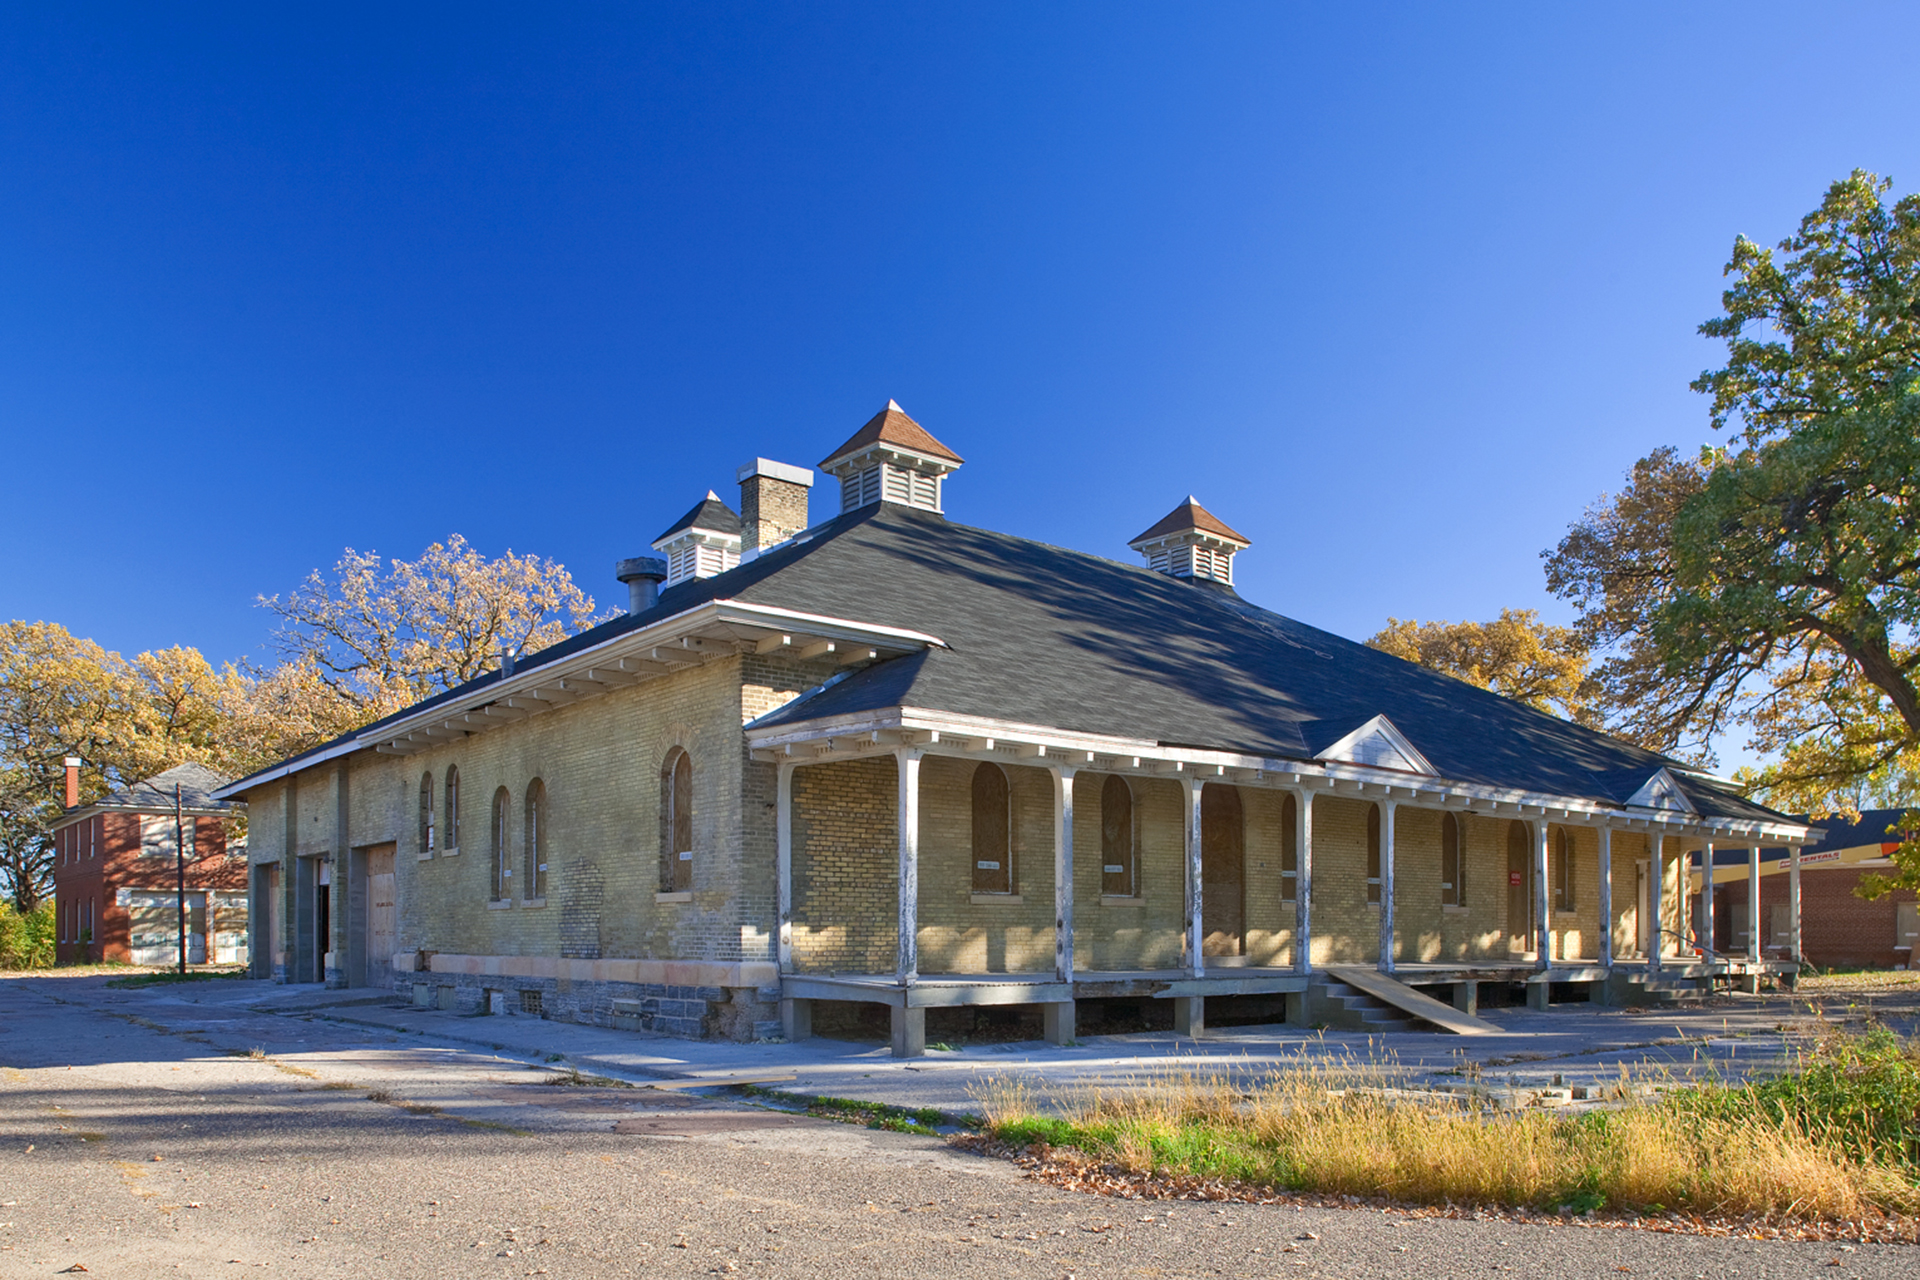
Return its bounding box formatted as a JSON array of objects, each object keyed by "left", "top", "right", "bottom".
[{"left": 175, "top": 784, "right": 187, "bottom": 976}]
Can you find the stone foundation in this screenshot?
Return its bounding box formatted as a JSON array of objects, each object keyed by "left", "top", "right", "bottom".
[{"left": 396, "top": 972, "right": 780, "bottom": 1041}]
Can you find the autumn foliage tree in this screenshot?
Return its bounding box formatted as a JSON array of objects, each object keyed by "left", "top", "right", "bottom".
[
  {"left": 0, "top": 535, "right": 602, "bottom": 912},
  {"left": 1546, "top": 170, "right": 1920, "bottom": 892},
  {"left": 1367, "top": 609, "right": 1601, "bottom": 725}
]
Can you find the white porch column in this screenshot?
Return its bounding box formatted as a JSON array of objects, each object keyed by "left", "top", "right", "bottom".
[
  {"left": 1700, "top": 840, "right": 1716, "bottom": 961},
  {"left": 1789, "top": 844, "right": 1803, "bottom": 963},
  {"left": 1050, "top": 766, "right": 1076, "bottom": 983},
  {"left": 776, "top": 760, "right": 795, "bottom": 975},
  {"left": 1377, "top": 800, "right": 1398, "bottom": 974},
  {"left": 1747, "top": 845, "right": 1763, "bottom": 964},
  {"left": 1534, "top": 819, "right": 1551, "bottom": 969},
  {"left": 1597, "top": 824, "right": 1613, "bottom": 968},
  {"left": 1183, "top": 777, "right": 1204, "bottom": 980},
  {"left": 895, "top": 748, "right": 921, "bottom": 987},
  {"left": 1649, "top": 836, "right": 1665, "bottom": 973},
  {"left": 1293, "top": 789, "right": 1314, "bottom": 975}
]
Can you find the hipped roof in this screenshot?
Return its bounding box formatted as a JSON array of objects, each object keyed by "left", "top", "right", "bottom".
[{"left": 819, "top": 401, "right": 964, "bottom": 469}]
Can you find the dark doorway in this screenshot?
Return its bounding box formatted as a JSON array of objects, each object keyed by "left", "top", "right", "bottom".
[
  {"left": 314, "top": 872, "right": 330, "bottom": 983},
  {"left": 1201, "top": 784, "right": 1244, "bottom": 957}
]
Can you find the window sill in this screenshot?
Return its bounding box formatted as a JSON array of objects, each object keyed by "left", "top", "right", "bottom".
[
  {"left": 487, "top": 899, "right": 514, "bottom": 910},
  {"left": 1099, "top": 895, "right": 1145, "bottom": 908},
  {"left": 655, "top": 891, "right": 693, "bottom": 904},
  {"left": 1444, "top": 904, "right": 1470, "bottom": 916},
  {"left": 520, "top": 897, "right": 547, "bottom": 909},
  {"left": 441, "top": 845, "right": 460, "bottom": 858},
  {"left": 417, "top": 849, "right": 434, "bottom": 862},
  {"left": 971, "top": 893, "right": 1023, "bottom": 906}
]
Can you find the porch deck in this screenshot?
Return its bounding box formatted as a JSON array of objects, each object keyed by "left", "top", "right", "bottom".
[{"left": 781, "top": 966, "right": 1308, "bottom": 1009}]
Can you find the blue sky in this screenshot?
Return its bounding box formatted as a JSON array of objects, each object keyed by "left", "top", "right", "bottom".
[{"left": 3, "top": 4, "right": 1917, "bottom": 763}]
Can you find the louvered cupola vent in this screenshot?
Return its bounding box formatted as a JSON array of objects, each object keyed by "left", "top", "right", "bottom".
[
  {"left": 1129, "top": 497, "right": 1251, "bottom": 587},
  {"left": 818, "top": 400, "right": 963, "bottom": 515},
  {"left": 651, "top": 491, "right": 744, "bottom": 586}
]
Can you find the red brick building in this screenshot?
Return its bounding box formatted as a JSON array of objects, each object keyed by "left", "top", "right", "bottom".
[
  {"left": 49, "top": 761, "right": 250, "bottom": 966},
  {"left": 1689, "top": 809, "right": 1920, "bottom": 970}
]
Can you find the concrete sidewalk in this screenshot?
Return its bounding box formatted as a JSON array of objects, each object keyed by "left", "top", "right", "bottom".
[{"left": 114, "top": 974, "right": 1854, "bottom": 1117}]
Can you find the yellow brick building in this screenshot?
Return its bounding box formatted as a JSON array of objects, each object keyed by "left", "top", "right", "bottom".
[{"left": 220, "top": 405, "right": 1815, "bottom": 1055}]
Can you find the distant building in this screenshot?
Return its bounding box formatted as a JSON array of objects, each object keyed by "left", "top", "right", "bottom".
[
  {"left": 49, "top": 761, "right": 250, "bottom": 966},
  {"left": 1690, "top": 810, "right": 1919, "bottom": 970}
]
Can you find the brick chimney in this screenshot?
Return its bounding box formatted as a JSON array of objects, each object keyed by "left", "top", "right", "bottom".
[
  {"left": 63, "top": 756, "right": 81, "bottom": 809},
  {"left": 737, "top": 458, "right": 813, "bottom": 556}
]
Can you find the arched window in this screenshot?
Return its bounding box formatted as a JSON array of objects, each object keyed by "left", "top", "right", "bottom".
[
  {"left": 524, "top": 779, "right": 547, "bottom": 899},
  {"left": 490, "top": 786, "right": 512, "bottom": 901},
  {"left": 1554, "top": 827, "right": 1575, "bottom": 912},
  {"left": 1441, "top": 812, "right": 1464, "bottom": 907},
  {"left": 445, "top": 766, "right": 461, "bottom": 850},
  {"left": 418, "top": 772, "right": 435, "bottom": 854},
  {"left": 971, "top": 763, "right": 1012, "bottom": 895},
  {"left": 1366, "top": 803, "right": 1382, "bottom": 904},
  {"left": 661, "top": 749, "right": 693, "bottom": 893},
  {"left": 1280, "top": 793, "right": 1299, "bottom": 903},
  {"left": 1100, "top": 774, "right": 1135, "bottom": 897}
]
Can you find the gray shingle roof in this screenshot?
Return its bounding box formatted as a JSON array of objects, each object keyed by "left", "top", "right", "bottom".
[
  {"left": 652, "top": 492, "right": 742, "bottom": 544},
  {"left": 100, "top": 763, "right": 235, "bottom": 813},
  {"left": 226, "top": 501, "right": 1795, "bottom": 827}
]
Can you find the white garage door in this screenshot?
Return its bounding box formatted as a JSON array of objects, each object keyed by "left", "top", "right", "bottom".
[{"left": 127, "top": 891, "right": 206, "bottom": 966}]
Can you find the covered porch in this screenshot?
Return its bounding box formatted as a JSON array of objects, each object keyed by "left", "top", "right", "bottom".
[{"left": 752, "top": 713, "right": 1814, "bottom": 1056}]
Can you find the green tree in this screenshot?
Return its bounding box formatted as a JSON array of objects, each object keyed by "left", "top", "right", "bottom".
[
  {"left": 1546, "top": 170, "right": 1920, "bottom": 893},
  {"left": 1367, "top": 609, "right": 1601, "bottom": 724}
]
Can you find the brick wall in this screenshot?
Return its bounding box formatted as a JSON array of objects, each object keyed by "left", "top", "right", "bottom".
[
  {"left": 790, "top": 754, "right": 897, "bottom": 972},
  {"left": 1758, "top": 867, "right": 1919, "bottom": 969}
]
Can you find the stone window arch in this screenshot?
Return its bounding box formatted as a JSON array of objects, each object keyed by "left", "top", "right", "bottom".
[
  {"left": 661, "top": 748, "right": 693, "bottom": 893},
  {"left": 971, "top": 762, "right": 1012, "bottom": 895},
  {"left": 1100, "top": 774, "right": 1135, "bottom": 898},
  {"left": 524, "top": 778, "right": 548, "bottom": 899}
]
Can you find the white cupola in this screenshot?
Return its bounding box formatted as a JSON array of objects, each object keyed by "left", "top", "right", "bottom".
[
  {"left": 651, "top": 491, "right": 744, "bottom": 586},
  {"left": 1129, "top": 497, "right": 1251, "bottom": 586},
  {"left": 817, "top": 400, "right": 964, "bottom": 515}
]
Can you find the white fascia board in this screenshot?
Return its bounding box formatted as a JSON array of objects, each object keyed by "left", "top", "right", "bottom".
[
  {"left": 745, "top": 706, "right": 1819, "bottom": 843},
  {"left": 212, "top": 599, "right": 947, "bottom": 800}
]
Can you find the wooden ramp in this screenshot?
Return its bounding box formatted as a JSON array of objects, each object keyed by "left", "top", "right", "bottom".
[{"left": 1323, "top": 966, "right": 1501, "bottom": 1036}]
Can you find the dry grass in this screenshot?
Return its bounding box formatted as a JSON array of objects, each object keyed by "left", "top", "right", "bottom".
[{"left": 977, "top": 1034, "right": 1920, "bottom": 1223}]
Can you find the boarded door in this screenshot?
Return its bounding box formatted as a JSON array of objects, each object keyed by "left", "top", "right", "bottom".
[
  {"left": 1506, "top": 821, "right": 1533, "bottom": 955},
  {"left": 267, "top": 863, "right": 283, "bottom": 966},
  {"left": 1200, "top": 785, "right": 1244, "bottom": 957},
  {"left": 1897, "top": 902, "right": 1919, "bottom": 956},
  {"left": 1634, "top": 862, "right": 1650, "bottom": 956},
  {"left": 128, "top": 891, "right": 206, "bottom": 966},
  {"left": 366, "top": 846, "right": 398, "bottom": 987}
]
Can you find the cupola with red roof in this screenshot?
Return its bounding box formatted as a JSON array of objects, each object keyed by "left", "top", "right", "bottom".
[
  {"left": 818, "top": 400, "right": 964, "bottom": 515},
  {"left": 1128, "top": 497, "right": 1251, "bottom": 586}
]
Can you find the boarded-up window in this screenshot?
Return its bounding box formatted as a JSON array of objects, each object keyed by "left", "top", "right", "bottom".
[
  {"left": 490, "top": 787, "right": 512, "bottom": 901},
  {"left": 661, "top": 749, "right": 693, "bottom": 892},
  {"left": 524, "top": 779, "right": 547, "bottom": 899},
  {"left": 1280, "top": 793, "right": 1298, "bottom": 903},
  {"left": 1898, "top": 902, "right": 1919, "bottom": 951},
  {"left": 1100, "top": 774, "right": 1135, "bottom": 897},
  {"left": 972, "top": 763, "right": 1012, "bottom": 895},
  {"left": 418, "top": 772, "right": 435, "bottom": 853},
  {"left": 1366, "top": 804, "right": 1381, "bottom": 905},
  {"left": 1441, "top": 812, "right": 1463, "bottom": 907},
  {"left": 444, "top": 766, "right": 460, "bottom": 849},
  {"left": 1554, "top": 828, "right": 1575, "bottom": 912}
]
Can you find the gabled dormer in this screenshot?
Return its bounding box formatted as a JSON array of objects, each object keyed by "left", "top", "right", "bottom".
[
  {"left": 1129, "top": 496, "right": 1251, "bottom": 586},
  {"left": 1315, "top": 713, "right": 1437, "bottom": 775},
  {"left": 818, "top": 400, "right": 964, "bottom": 515},
  {"left": 1626, "top": 767, "right": 1697, "bottom": 813},
  {"left": 651, "top": 492, "right": 743, "bottom": 587}
]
